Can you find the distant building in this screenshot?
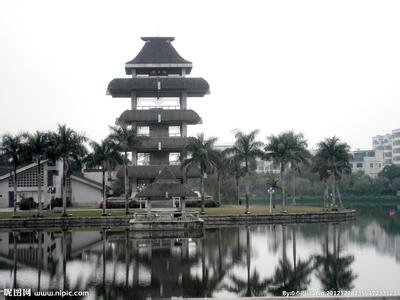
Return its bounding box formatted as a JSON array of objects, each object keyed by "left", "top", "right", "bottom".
[
  {"left": 213, "top": 143, "right": 279, "bottom": 174},
  {"left": 350, "top": 149, "right": 384, "bottom": 178},
  {"left": 372, "top": 128, "right": 400, "bottom": 166},
  {"left": 392, "top": 129, "right": 400, "bottom": 164}
]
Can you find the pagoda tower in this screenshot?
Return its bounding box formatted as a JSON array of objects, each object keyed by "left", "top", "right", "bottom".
[{"left": 107, "top": 37, "right": 209, "bottom": 196}]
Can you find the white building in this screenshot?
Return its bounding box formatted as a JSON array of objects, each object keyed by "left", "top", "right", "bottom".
[
  {"left": 372, "top": 128, "right": 400, "bottom": 166},
  {"left": 392, "top": 128, "right": 400, "bottom": 164},
  {"left": 350, "top": 149, "right": 384, "bottom": 178},
  {"left": 0, "top": 160, "right": 104, "bottom": 209}
]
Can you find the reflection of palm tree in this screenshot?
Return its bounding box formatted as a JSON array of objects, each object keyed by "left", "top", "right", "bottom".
[
  {"left": 102, "top": 229, "right": 107, "bottom": 291},
  {"left": 225, "top": 270, "right": 270, "bottom": 297},
  {"left": 224, "top": 227, "right": 270, "bottom": 297},
  {"left": 268, "top": 225, "right": 313, "bottom": 296},
  {"left": 12, "top": 231, "right": 18, "bottom": 289},
  {"left": 314, "top": 225, "right": 357, "bottom": 291},
  {"left": 37, "top": 230, "right": 43, "bottom": 291},
  {"left": 62, "top": 230, "right": 67, "bottom": 291}
]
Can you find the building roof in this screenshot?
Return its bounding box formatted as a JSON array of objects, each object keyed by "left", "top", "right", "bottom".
[
  {"left": 107, "top": 77, "right": 210, "bottom": 98},
  {"left": 0, "top": 165, "right": 13, "bottom": 177},
  {"left": 117, "top": 165, "right": 200, "bottom": 179},
  {"left": 136, "top": 166, "right": 196, "bottom": 199},
  {"left": 125, "top": 37, "right": 192, "bottom": 75},
  {"left": 70, "top": 172, "right": 103, "bottom": 190},
  {"left": 119, "top": 109, "right": 201, "bottom": 125},
  {"left": 0, "top": 160, "right": 48, "bottom": 181}
]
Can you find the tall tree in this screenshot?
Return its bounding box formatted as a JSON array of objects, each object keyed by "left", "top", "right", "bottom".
[
  {"left": 108, "top": 124, "right": 141, "bottom": 215},
  {"left": 312, "top": 155, "right": 331, "bottom": 210},
  {"left": 212, "top": 150, "right": 228, "bottom": 205},
  {"left": 86, "top": 139, "right": 123, "bottom": 216},
  {"left": 24, "top": 131, "right": 49, "bottom": 217},
  {"left": 313, "top": 137, "right": 352, "bottom": 208},
  {"left": 1, "top": 134, "right": 25, "bottom": 217},
  {"left": 182, "top": 134, "right": 218, "bottom": 214},
  {"left": 226, "top": 155, "right": 246, "bottom": 205},
  {"left": 226, "top": 130, "right": 263, "bottom": 214},
  {"left": 265, "top": 131, "right": 310, "bottom": 212},
  {"left": 50, "top": 124, "right": 87, "bottom": 216}
]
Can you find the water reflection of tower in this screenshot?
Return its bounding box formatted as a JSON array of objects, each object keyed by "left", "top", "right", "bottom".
[{"left": 105, "top": 232, "right": 199, "bottom": 299}]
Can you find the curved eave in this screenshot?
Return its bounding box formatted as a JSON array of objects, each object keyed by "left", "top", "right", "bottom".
[
  {"left": 107, "top": 77, "right": 210, "bottom": 98},
  {"left": 119, "top": 109, "right": 201, "bottom": 125},
  {"left": 117, "top": 165, "right": 200, "bottom": 179},
  {"left": 133, "top": 137, "right": 188, "bottom": 151}
]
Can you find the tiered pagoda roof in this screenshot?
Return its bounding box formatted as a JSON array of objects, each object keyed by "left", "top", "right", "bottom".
[
  {"left": 118, "top": 109, "right": 201, "bottom": 125},
  {"left": 136, "top": 166, "right": 196, "bottom": 199},
  {"left": 107, "top": 77, "right": 209, "bottom": 97},
  {"left": 125, "top": 37, "right": 192, "bottom": 75}
]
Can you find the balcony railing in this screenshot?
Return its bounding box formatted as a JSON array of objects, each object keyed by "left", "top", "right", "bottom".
[{"left": 136, "top": 105, "right": 181, "bottom": 110}]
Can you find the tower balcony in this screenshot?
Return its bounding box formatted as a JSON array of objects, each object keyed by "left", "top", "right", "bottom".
[
  {"left": 119, "top": 109, "right": 201, "bottom": 125},
  {"left": 117, "top": 165, "right": 200, "bottom": 179},
  {"left": 107, "top": 77, "right": 210, "bottom": 98},
  {"left": 134, "top": 136, "right": 188, "bottom": 151}
]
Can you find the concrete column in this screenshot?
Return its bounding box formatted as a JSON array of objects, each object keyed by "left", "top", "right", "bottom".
[
  {"left": 181, "top": 68, "right": 186, "bottom": 77},
  {"left": 181, "top": 197, "right": 186, "bottom": 212},
  {"left": 131, "top": 150, "right": 137, "bottom": 165},
  {"left": 181, "top": 122, "right": 188, "bottom": 137},
  {"left": 131, "top": 91, "right": 137, "bottom": 110},
  {"left": 180, "top": 91, "right": 187, "bottom": 109},
  {"left": 131, "top": 178, "right": 137, "bottom": 198},
  {"left": 146, "top": 198, "right": 151, "bottom": 212}
]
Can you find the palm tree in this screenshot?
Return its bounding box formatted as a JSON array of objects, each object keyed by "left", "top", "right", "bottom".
[
  {"left": 86, "top": 139, "right": 123, "bottom": 215},
  {"left": 312, "top": 154, "right": 331, "bottom": 210},
  {"left": 226, "top": 155, "right": 245, "bottom": 205},
  {"left": 50, "top": 124, "right": 87, "bottom": 216},
  {"left": 24, "top": 131, "right": 49, "bottom": 217},
  {"left": 226, "top": 130, "right": 263, "bottom": 214},
  {"left": 182, "top": 134, "right": 218, "bottom": 214},
  {"left": 265, "top": 131, "right": 310, "bottom": 213},
  {"left": 108, "top": 125, "right": 141, "bottom": 215},
  {"left": 212, "top": 150, "right": 228, "bottom": 205},
  {"left": 313, "top": 137, "right": 352, "bottom": 208},
  {"left": 1, "top": 134, "right": 25, "bottom": 217}
]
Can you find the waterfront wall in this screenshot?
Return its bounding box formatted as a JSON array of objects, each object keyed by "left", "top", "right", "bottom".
[{"left": 0, "top": 210, "right": 356, "bottom": 229}]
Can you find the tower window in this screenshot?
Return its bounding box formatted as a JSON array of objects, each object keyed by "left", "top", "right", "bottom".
[
  {"left": 137, "top": 126, "right": 150, "bottom": 136},
  {"left": 169, "top": 126, "right": 181, "bottom": 137},
  {"left": 169, "top": 153, "right": 180, "bottom": 165},
  {"left": 137, "top": 153, "right": 150, "bottom": 166}
]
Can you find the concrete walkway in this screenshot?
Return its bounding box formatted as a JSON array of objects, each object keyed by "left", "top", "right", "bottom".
[{"left": 170, "top": 297, "right": 400, "bottom": 300}]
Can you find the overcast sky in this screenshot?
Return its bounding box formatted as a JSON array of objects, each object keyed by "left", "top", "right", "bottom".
[{"left": 1, "top": 0, "right": 399, "bottom": 150}]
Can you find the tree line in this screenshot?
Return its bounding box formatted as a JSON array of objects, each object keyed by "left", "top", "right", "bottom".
[
  {"left": 183, "top": 131, "right": 353, "bottom": 214},
  {"left": 1, "top": 124, "right": 140, "bottom": 217},
  {"left": 6, "top": 124, "right": 388, "bottom": 216}
]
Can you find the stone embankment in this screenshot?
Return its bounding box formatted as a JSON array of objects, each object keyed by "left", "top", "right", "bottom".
[{"left": 0, "top": 210, "right": 355, "bottom": 229}]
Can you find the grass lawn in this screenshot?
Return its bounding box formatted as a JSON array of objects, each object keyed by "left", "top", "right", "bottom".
[
  {"left": 0, "top": 208, "right": 141, "bottom": 219},
  {"left": 0, "top": 205, "right": 348, "bottom": 220},
  {"left": 192, "top": 205, "right": 335, "bottom": 216}
]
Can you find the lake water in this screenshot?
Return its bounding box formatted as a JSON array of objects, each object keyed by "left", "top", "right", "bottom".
[{"left": 0, "top": 207, "right": 399, "bottom": 299}]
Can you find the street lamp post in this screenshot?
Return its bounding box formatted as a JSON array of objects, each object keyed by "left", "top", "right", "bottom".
[{"left": 267, "top": 187, "right": 275, "bottom": 214}]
